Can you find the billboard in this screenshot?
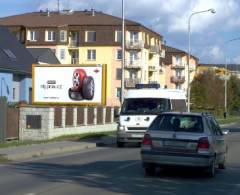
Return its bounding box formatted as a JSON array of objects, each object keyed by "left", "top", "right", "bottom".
[{"left": 32, "top": 64, "right": 106, "bottom": 105}]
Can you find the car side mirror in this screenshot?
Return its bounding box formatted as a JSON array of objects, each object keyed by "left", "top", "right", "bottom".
[{"left": 222, "top": 129, "right": 229, "bottom": 135}]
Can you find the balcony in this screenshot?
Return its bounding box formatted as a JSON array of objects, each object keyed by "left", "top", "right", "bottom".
[
  {"left": 125, "top": 60, "right": 142, "bottom": 69},
  {"left": 149, "top": 65, "right": 157, "bottom": 72},
  {"left": 149, "top": 45, "right": 160, "bottom": 54},
  {"left": 71, "top": 58, "right": 79, "bottom": 64},
  {"left": 125, "top": 78, "right": 141, "bottom": 88},
  {"left": 171, "top": 76, "right": 185, "bottom": 84},
  {"left": 126, "top": 40, "right": 144, "bottom": 50},
  {"left": 69, "top": 40, "right": 79, "bottom": 48},
  {"left": 172, "top": 63, "right": 185, "bottom": 69}
]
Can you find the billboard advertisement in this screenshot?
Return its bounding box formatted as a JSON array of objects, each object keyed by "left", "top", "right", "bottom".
[{"left": 32, "top": 64, "right": 106, "bottom": 105}]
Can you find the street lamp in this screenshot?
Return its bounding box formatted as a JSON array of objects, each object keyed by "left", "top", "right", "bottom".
[
  {"left": 121, "top": 0, "right": 125, "bottom": 104},
  {"left": 187, "top": 8, "right": 216, "bottom": 112},
  {"left": 223, "top": 37, "right": 240, "bottom": 118}
]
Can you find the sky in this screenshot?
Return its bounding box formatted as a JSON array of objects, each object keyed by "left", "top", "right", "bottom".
[{"left": 1, "top": 0, "right": 240, "bottom": 64}]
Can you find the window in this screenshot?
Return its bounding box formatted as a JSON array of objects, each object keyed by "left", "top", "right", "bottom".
[
  {"left": 115, "top": 31, "right": 122, "bottom": 42},
  {"left": 60, "top": 49, "right": 65, "bottom": 60},
  {"left": 29, "top": 30, "right": 37, "bottom": 41},
  {"left": 116, "top": 88, "right": 121, "bottom": 98},
  {"left": 116, "top": 49, "right": 122, "bottom": 60},
  {"left": 116, "top": 68, "right": 122, "bottom": 80},
  {"left": 60, "top": 30, "right": 67, "bottom": 42},
  {"left": 3, "top": 49, "right": 17, "bottom": 59},
  {"left": 149, "top": 114, "right": 203, "bottom": 133},
  {"left": 176, "top": 55, "right": 182, "bottom": 65},
  {"left": 13, "top": 88, "right": 16, "bottom": 100},
  {"left": 46, "top": 30, "right": 56, "bottom": 41},
  {"left": 87, "top": 49, "right": 96, "bottom": 60},
  {"left": 130, "top": 31, "right": 139, "bottom": 42},
  {"left": 86, "top": 31, "right": 96, "bottom": 42},
  {"left": 130, "top": 51, "right": 138, "bottom": 64}
]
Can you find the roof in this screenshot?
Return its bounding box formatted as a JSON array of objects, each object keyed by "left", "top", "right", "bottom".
[
  {"left": 27, "top": 48, "right": 60, "bottom": 64},
  {"left": 126, "top": 88, "right": 186, "bottom": 100},
  {"left": 199, "top": 63, "right": 240, "bottom": 72},
  {"left": 159, "top": 112, "right": 208, "bottom": 117},
  {"left": 0, "top": 10, "right": 163, "bottom": 38},
  {"left": 0, "top": 26, "right": 37, "bottom": 74},
  {"left": 162, "top": 45, "right": 198, "bottom": 64}
]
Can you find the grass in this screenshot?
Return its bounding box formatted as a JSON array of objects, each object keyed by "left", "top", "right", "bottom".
[
  {"left": 217, "top": 116, "right": 240, "bottom": 125},
  {"left": 0, "top": 155, "right": 10, "bottom": 163},
  {"left": 0, "top": 131, "right": 116, "bottom": 149}
]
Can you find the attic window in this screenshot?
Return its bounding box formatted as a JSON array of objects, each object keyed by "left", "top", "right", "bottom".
[{"left": 3, "top": 49, "right": 17, "bottom": 60}]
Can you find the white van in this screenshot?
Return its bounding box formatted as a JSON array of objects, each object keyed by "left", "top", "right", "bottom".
[{"left": 116, "top": 84, "right": 187, "bottom": 147}]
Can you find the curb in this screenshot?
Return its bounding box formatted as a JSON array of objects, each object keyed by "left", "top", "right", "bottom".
[{"left": 1, "top": 143, "right": 97, "bottom": 161}]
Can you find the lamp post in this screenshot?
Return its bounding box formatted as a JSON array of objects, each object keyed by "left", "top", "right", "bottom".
[
  {"left": 121, "top": 0, "right": 125, "bottom": 104},
  {"left": 223, "top": 37, "right": 240, "bottom": 118},
  {"left": 187, "top": 8, "right": 216, "bottom": 112}
]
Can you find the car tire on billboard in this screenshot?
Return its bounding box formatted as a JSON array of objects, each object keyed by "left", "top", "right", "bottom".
[{"left": 82, "top": 76, "right": 95, "bottom": 100}]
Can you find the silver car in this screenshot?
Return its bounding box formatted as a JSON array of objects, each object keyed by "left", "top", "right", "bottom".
[{"left": 141, "top": 112, "right": 229, "bottom": 177}]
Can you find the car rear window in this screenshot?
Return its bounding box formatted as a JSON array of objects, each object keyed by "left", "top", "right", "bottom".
[{"left": 149, "top": 114, "right": 203, "bottom": 133}]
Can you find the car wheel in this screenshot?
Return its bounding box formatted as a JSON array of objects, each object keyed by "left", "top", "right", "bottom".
[
  {"left": 82, "top": 76, "right": 95, "bottom": 100},
  {"left": 206, "top": 158, "right": 216, "bottom": 177},
  {"left": 145, "top": 165, "right": 155, "bottom": 176},
  {"left": 117, "top": 141, "right": 124, "bottom": 148}
]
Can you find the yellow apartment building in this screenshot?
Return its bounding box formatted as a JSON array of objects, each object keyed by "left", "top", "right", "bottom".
[
  {"left": 162, "top": 45, "right": 198, "bottom": 92},
  {"left": 0, "top": 9, "right": 163, "bottom": 106}
]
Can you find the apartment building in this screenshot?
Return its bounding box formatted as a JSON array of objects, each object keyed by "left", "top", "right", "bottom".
[
  {"left": 0, "top": 9, "right": 163, "bottom": 106},
  {"left": 162, "top": 45, "right": 198, "bottom": 91},
  {"left": 197, "top": 63, "right": 240, "bottom": 79}
]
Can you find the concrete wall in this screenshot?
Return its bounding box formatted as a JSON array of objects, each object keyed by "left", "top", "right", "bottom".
[{"left": 19, "top": 106, "right": 118, "bottom": 141}]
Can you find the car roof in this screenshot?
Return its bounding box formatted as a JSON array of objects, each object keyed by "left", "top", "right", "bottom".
[{"left": 159, "top": 112, "right": 213, "bottom": 117}]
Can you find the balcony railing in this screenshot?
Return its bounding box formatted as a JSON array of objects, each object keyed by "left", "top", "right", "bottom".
[
  {"left": 125, "top": 60, "right": 142, "bottom": 69},
  {"left": 172, "top": 63, "right": 185, "bottom": 69},
  {"left": 149, "top": 65, "right": 157, "bottom": 72},
  {"left": 171, "top": 76, "right": 185, "bottom": 84},
  {"left": 149, "top": 45, "right": 160, "bottom": 54},
  {"left": 71, "top": 58, "right": 79, "bottom": 64},
  {"left": 126, "top": 40, "right": 144, "bottom": 50},
  {"left": 69, "top": 40, "right": 79, "bottom": 48},
  {"left": 125, "top": 78, "right": 141, "bottom": 88}
]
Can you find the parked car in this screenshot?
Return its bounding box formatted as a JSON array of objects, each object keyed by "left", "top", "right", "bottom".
[{"left": 141, "top": 112, "right": 229, "bottom": 177}]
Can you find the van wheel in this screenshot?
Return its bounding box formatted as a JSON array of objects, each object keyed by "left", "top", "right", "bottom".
[{"left": 117, "top": 141, "right": 124, "bottom": 148}]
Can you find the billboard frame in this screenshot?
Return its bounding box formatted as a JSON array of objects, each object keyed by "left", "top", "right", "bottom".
[{"left": 32, "top": 64, "right": 107, "bottom": 106}]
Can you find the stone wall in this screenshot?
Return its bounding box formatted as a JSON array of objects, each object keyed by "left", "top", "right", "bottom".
[{"left": 19, "top": 106, "right": 119, "bottom": 141}]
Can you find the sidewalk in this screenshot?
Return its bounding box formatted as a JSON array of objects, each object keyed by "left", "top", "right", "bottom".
[{"left": 0, "top": 136, "right": 116, "bottom": 161}]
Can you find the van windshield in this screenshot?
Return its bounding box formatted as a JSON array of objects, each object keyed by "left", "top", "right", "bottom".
[{"left": 121, "top": 98, "right": 171, "bottom": 115}]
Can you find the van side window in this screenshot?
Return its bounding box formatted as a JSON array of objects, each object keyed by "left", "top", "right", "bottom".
[{"left": 171, "top": 99, "right": 187, "bottom": 112}]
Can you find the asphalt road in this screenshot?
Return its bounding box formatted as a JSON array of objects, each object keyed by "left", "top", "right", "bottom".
[{"left": 0, "top": 123, "right": 240, "bottom": 195}]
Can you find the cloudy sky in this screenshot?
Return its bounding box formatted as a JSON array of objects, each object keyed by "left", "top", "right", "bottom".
[{"left": 1, "top": 0, "right": 240, "bottom": 64}]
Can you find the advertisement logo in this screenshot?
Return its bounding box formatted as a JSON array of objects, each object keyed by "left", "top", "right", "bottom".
[{"left": 40, "top": 80, "right": 62, "bottom": 90}]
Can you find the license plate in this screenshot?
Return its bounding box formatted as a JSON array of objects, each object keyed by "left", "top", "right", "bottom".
[
  {"left": 164, "top": 140, "right": 187, "bottom": 147},
  {"left": 131, "top": 134, "right": 143, "bottom": 138}
]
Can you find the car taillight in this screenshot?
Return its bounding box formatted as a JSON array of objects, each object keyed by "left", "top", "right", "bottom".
[
  {"left": 197, "top": 137, "right": 210, "bottom": 150},
  {"left": 142, "top": 134, "right": 152, "bottom": 146}
]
